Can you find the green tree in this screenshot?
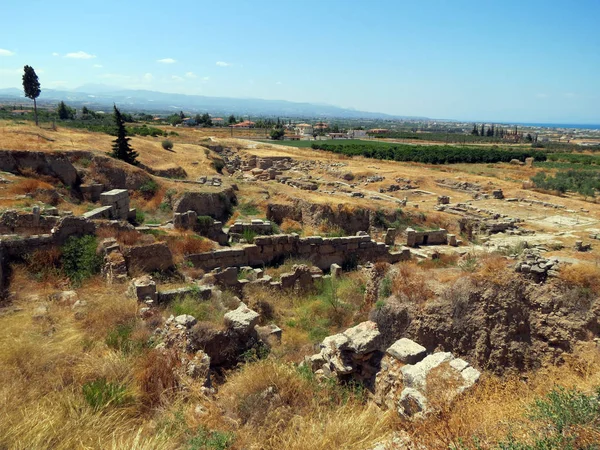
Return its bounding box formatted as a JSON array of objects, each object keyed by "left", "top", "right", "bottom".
[
  {"left": 110, "top": 105, "right": 139, "bottom": 165},
  {"left": 22, "top": 65, "right": 41, "bottom": 126},
  {"left": 57, "top": 101, "right": 75, "bottom": 120},
  {"left": 270, "top": 128, "right": 285, "bottom": 140},
  {"left": 201, "top": 113, "right": 212, "bottom": 127},
  {"left": 228, "top": 114, "right": 237, "bottom": 125},
  {"left": 471, "top": 124, "right": 478, "bottom": 136}
]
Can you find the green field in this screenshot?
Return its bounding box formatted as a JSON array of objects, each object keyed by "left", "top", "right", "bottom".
[{"left": 256, "top": 139, "right": 373, "bottom": 148}]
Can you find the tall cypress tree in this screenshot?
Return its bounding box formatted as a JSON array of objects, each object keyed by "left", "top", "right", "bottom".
[
  {"left": 22, "top": 65, "right": 41, "bottom": 126},
  {"left": 111, "top": 105, "right": 138, "bottom": 165}
]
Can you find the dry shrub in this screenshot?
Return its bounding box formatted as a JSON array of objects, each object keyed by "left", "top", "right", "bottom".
[
  {"left": 280, "top": 218, "right": 303, "bottom": 233},
  {"left": 96, "top": 227, "right": 142, "bottom": 246},
  {"left": 470, "top": 253, "right": 511, "bottom": 284},
  {"left": 392, "top": 262, "right": 434, "bottom": 304},
  {"left": 9, "top": 178, "right": 55, "bottom": 195},
  {"left": 559, "top": 263, "right": 600, "bottom": 294},
  {"left": 143, "top": 186, "right": 166, "bottom": 210},
  {"left": 24, "top": 247, "right": 65, "bottom": 284},
  {"left": 410, "top": 343, "right": 600, "bottom": 448},
  {"left": 78, "top": 284, "right": 138, "bottom": 340},
  {"left": 135, "top": 349, "right": 179, "bottom": 409},
  {"left": 219, "top": 360, "right": 392, "bottom": 449},
  {"left": 167, "top": 233, "right": 214, "bottom": 262}
]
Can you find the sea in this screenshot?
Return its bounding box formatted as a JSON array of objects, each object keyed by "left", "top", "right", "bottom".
[{"left": 509, "top": 123, "right": 600, "bottom": 131}]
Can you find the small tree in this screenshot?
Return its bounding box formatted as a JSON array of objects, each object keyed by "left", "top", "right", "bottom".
[
  {"left": 57, "top": 101, "right": 75, "bottom": 120},
  {"left": 22, "top": 65, "right": 41, "bottom": 126},
  {"left": 270, "top": 128, "right": 285, "bottom": 140},
  {"left": 228, "top": 114, "right": 236, "bottom": 125},
  {"left": 111, "top": 105, "right": 139, "bottom": 165}
]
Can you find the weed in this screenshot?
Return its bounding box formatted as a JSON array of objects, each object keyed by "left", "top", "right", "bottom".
[
  {"left": 242, "top": 229, "right": 257, "bottom": 243},
  {"left": 187, "top": 427, "right": 234, "bottom": 450},
  {"left": 82, "top": 378, "right": 129, "bottom": 411},
  {"left": 135, "top": 209, "right": 145, "bottom": 224},
  {"left": 162, "top": 139, "right": 174, "bottom": 150},
  {"left": 105, "top": 322, "right": 146, "bottom": 354},
  {"left": 238, "top": 201, "right": 260, "bottom": 216}
]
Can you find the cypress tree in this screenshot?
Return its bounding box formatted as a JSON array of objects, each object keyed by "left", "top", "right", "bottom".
[
  {"left": 22, "top": 65, "right": 41, "bottom": 126},
  {"left": 111, "top": 105, "right": 139, "bottom": 165}
]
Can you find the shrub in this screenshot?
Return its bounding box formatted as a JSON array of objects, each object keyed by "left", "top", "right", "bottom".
[
  {"left": 61, "top": 235, "right": 102, "bottom": 285},
  {"left": 82, "top": 378, "right": 129, "bottom": 411},
  {"left": 135, "top": 209, "right": 146, "bottom": 224},
  {"left": 161, "top": 139, "right": 174, "bottom": 151},
  {"left": 135, "top": 349, "right": 179, "bottom": 408},
  {"left": 25, "top": 247, "right": 63, "bottom": 282},
  {"left": 139, "top": 179, "right": 159, "bottom": 197},
  {"left": 211, "top": 159, "right": 225, "bottom": 174}
]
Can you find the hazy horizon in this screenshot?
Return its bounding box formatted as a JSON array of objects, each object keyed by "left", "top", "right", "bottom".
[{"left": 1, "top": 0, "right": 598, "bottom": 123}]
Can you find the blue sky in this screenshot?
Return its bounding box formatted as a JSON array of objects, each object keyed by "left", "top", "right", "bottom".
[{"left": 0, "top": 0, "right": 598, "bottom": 123}]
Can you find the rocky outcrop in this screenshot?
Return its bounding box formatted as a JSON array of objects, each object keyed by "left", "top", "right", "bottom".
[
  {"left": 267, "top": 200, "right": 371, "bottom": 235},
  {"left": 173, "top": 188, "right": 237, "bottom": 221},
  {"left": 374, "top": 346, "right": 480, "bottom": 418},
  {"left": 0, "top": 150, "right": 79, "bottom": 187},
  {"left": 370, "top": 275, "right": 600, "bottom": 373},
  {"left": 84, "top": 155, "right": 153, "bottom": 190},
  {"left": 305, "top": 323, "right": 480, "bottom": 418},
  {"left": 190, "top": 303, "right": 265, "bottom": 367},
  {"left": 0, "top": 245, "right": 8, "bottom": 299}
]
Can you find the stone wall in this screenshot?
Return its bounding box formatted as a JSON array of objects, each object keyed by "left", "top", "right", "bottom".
[
  {"left": 185, "top": 233, "right": 410, "bottom": 271},
  {"left": 228, "top": 219, "right": 273, "bottom": 236},
  {"left": 406, "top": 228, "right": 448, "bottom": 247},
  {"left": 83, "top": 189, "right": 135, "bottom": 222},
  {"left": 174, "top": 211, "right": 228, "bottom": 245},
  {"left": 0, "top": 208, "right": 60, "bottom": 234}
]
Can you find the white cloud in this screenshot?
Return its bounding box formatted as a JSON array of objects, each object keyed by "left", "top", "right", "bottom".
[
  {"left": 276, "top": 81, "right": 282, "bottom": 85},
  {"left": 0, "top": 48, "right": 15, "bottom": 56},
  {"left": 564, "top": 92, "right": 577, "bottom": 99},
  {"left": 52, "top": 52, "right": 60, "bottom": 57},
  {"left": 216, "top": 61, "right": 231, "bottom": 67},
  {"left": 171, "top": 75, "right": 184, "bottom": 82},
  {"left": 157, "top": 58, "right": 176, "bottom": 64},
  {"left": 93, "top": 64, "right": 103, "bottom": 68},
  {"left": 536, "top": 93, "right": 548, "bottom": 99},
  {"left": 143, "top": 73, "right": 153, "bottom": 82},
  {"left": 185, "top": 71, "right": 197, "bottom": 78},
  {"left": 202, "top": 76, "right": 210, "bottom": 82},
  {"left": 65, "top": 51, "right": 96, "bottom": 59}
]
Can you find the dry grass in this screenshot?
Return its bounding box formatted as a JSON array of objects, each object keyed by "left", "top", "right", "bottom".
[
  {"left": 166, "top": 232, "right": 215, "bottom": 263},
  {"left": 392, "top": 262, "right": 434, "bottom": 304},
  {"left": 96, "top": 227, "right": 142, "bottom": 246},
  {"left": 218, "top": 359, "right": 393, "bottom": 449},
  {"left": 8, "top": 178, "right": 55, "bottom": 195},
  {"left": 280, "top": 218, "right": 303, "bottom": 233},
  {"left": 408, "top": 343, "right": 600, "bottom": 448},
  {"left": 559, "top": 262, "right": 600, "bottom": 294}
]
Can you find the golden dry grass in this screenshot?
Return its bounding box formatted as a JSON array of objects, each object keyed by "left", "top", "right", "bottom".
[{"left": 218, "top": 359, "right": 394, "bottom": 449}]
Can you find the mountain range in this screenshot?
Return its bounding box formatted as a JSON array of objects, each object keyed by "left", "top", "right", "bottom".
[{"left": 0, "top": 85, "right": 426, "bottom": 120}]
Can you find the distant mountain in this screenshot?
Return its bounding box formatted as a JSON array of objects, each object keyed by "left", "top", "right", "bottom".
[{"left": 0, "top": 86, "right": 426, "bottom": 120}]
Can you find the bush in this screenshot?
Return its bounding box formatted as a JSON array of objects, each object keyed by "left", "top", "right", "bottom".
[
  {"left": 139, "top": 179, "right": 159, "bottom": 197},
  {"left": 61, "top": 235, "right": 102, "bottom": 284},
  {"left": 211, "top": 159, "right": 225, "bottom": 174},
  {"left": 161, "top": 139, "right": 174, "bottom": 151},
  {"left": 82, "top": 378, "right": 129, "bottom": 411}
]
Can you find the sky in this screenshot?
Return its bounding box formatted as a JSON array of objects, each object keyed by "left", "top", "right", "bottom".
[{"left": 0, "top": 0, "right": 599, "bottom": 123}]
